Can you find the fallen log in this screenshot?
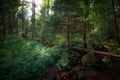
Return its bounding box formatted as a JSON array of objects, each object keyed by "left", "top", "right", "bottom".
[
  {"left": 36, "top": 39, "right": 120, "bottom": 59},
  {"left": 37, "top": 39, "right": 59, "bottom": 45},
  {"left": 72, "top": 47, "right": 120, "bottom": 59}
]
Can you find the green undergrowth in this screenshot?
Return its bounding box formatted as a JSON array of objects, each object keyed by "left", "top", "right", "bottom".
[{"left": 0, "top": 35, "right": 70, "bottom": 80}]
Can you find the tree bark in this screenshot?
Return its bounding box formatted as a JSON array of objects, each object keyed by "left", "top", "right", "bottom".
[
  {"left": 36, "top": 39, "right": 120, "bottom": 59},
  {"left": 47, "top": 0, "right": 50, "bottom": 15},
  {"left": 83, "top": 1, "right": 88, "bottom": 49},
  {"left": 83, "top": 20, "right": 87, "bottom": 49},
  {"left": 67, "top": 2, "right": 72, "bottom": 54},
  {"left": 67, "top": 23, "right": 72, "bottom": 54},
  {"left": 32, "top": 0, "right": 35, "bottom": 39},
  {"left": 22, "top": 0, "right": 25, "bottom": 32},
  {"left": 72, "top": 46, "right": 120, "bottom": 59},
  {"left": 40, "top": 0, "right": 46, "bottom": 40},
  {"left": 111, "top": 0, "right": 120, "bottom": 44}
]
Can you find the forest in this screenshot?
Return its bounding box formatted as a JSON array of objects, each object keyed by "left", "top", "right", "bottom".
[{"left": 0, "top": 0, "right": 120, "bottom": 80}]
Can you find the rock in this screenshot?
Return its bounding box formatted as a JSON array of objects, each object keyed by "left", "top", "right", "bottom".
[{"left": 81, "top": 53, "right": 97, "bottom": 66}]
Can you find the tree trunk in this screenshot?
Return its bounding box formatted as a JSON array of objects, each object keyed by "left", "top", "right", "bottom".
[
  {"left": 22, "top": 0, "right": 25, "bottom": 32},
  {"left": 67, "top": 23, "right": 72, "bottom": 54},
  {"left": 83, "top": 20, "right": 87, "bottom": 49},
  {"left": 40, "top": 0, "right": 46, "bottom": 40},
  {"left": 47, "top": 0, "right": 50, "bottom": 15},
  {"left": 83, "top": 1, "right": 88, "bottom": 49},
  {"left": 32, "top": 0, "right": 35, "bottom": 39},
  {"left": 67, "top": 2, "right": 72, "bottom": 54},
  {"left": 118, "top": 0, "right": 120, "bottom": 40},
  {"left": 1, "top": 13, "right": 6, "bottom": 41},
  {"left": 72, "top": 46, "right": 120, "bottom": 59},
  {"left": 111, "top": 0, "right": 120, "bottom": 44},
  {"left": 15, "top": 16, "right": 19, "bottom": 35}
]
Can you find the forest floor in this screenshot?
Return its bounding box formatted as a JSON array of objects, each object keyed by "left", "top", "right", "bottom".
[
  {"left": 80, "top": 65, "right": 119, "bottom": 80},
  {"left": 37, "top": 40, "right": 120, "bottom": 80},
  {"left": 60, "top": 64, "right": 120, "bottom": 80}
]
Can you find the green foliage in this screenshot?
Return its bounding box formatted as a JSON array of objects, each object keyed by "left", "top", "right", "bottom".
[
  {"left": 57, "top": 51, "right": 71, "bottom": 70},
  {"left": 85, "top": 62, "right": 103, "bottom": 69},
  {"left": 0, "top": 35, "right": 69, "bottom": 80},
  {"left": 113, "top": 48, "right": 120, "bottom": 54},
  {"left": 45, "top": 14, "right": 65, "bottom": 29},
  {"left": 1, "top": 0, "right": 20, "bottom": 14}
]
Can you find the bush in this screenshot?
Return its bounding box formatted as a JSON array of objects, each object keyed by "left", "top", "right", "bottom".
[{"left": 0, "top": 35, "right": 68, "bottom": 80}]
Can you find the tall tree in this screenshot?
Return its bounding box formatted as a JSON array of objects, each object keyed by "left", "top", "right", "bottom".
[
  {"left": 40, "top": 0, "right": 46, "bottom": 40},
  {"left": 111, "top": 0, "right": 120, "bottom": 44},
  {"left": 22, "top": 0, "right": 25, "bottom": 32},
  {"left": 0, "top": 0, "right": 20, "bottom": 41},
  {"left": 32, "top": 0, "right": 35, "bottom": 39},
  {"left": 82, "top": 0, "right": 90, "bottom": 49}
]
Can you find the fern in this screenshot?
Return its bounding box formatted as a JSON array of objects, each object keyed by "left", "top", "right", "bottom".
[{"left": 0, "top": 35, "right": 68, "bottom": 80}]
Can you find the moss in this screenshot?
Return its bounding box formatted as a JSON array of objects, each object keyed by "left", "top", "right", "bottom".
[
  {"left": 81, "top": 53, "right": 97, "bottom": 66},
  {"left": 113, "top": 48, "right": 120, "bottom": 54}
]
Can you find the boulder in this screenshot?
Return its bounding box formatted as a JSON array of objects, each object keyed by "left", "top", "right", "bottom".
[{"left": 81, "top": 53, "right": 97, "bottom": 66}]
